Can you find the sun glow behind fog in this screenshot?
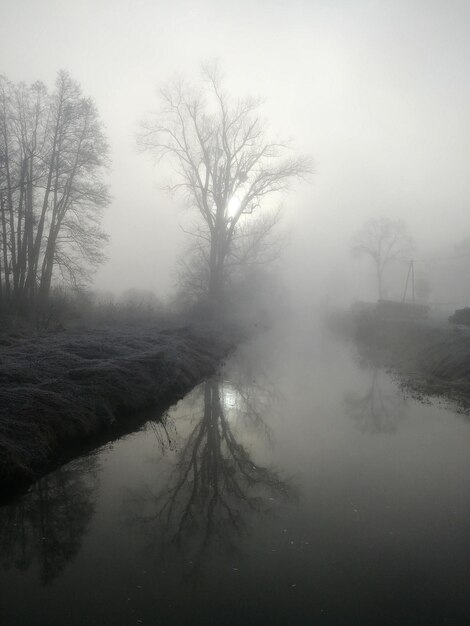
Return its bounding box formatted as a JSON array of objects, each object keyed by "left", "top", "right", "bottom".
[
  {"left": 222, "top": 384, "right": 240, "bottom": 422},
  {"left": 227, "top": 195, "right": 242, "bottom": 218}
]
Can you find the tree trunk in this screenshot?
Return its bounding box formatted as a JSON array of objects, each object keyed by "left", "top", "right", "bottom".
[
  {"left": 377, "top": 266, "right": 384, "bottom": 301},
  {"left": 0, "top": 194, "right": 11, "bottom": 297},
  {"left": 16, "top": 159, "right": 27, "bottom": 295},
  {"left": 208, "top": 207, "right": 227, "bottom": 306},
  {"left": 208, "top": 241, "right": 223, "bottom": 304},
  {"left": 39, "top": 229, "right": 57, "bottom": 298},
  {"left": 23, "top": 163, "right": 36, "bottom": 298},
  {"left": 24, "top": 110, "right": 61, "bottom": 296}
]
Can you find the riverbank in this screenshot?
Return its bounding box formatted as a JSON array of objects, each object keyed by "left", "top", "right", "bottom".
[
  {"left": 0, "top": 321, "right": 238, "bottom": 485},
  {"left": 329, "top": 309, "right": 470, "bottom": 412}
]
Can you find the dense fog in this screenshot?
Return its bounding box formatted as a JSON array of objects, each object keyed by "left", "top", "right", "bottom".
[
  {"left": 2, "top": 0, "right": 470, "bottom": 311},
  {"left": 4, "top": 5, "right": 470, "bottom": 625}
]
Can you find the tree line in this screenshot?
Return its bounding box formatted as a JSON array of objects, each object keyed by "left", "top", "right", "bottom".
[
  {"left": 1, "top": 65, "right": 308, "bottom": 316},
  {"left": 0, "top": 71, "right": 109, "bottom": 307}
]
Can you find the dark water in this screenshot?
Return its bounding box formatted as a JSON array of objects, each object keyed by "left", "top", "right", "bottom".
[{"left": 1, "top": 324, "right": 470, "bottom": 626}]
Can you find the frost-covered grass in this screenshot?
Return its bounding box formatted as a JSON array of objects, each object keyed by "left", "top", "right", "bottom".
[{"left": 0, "top": 322, "right": 236, "bottom": 481}]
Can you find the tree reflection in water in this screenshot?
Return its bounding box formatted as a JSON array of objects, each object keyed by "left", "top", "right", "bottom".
[
  {"left": 126, "top": 376, "right": 294, "bottom": 579},
  {"left": 344, "top": 368, "right": 407, "bottom": 434},
  {"left": 0, "top": 455, "right": 99, "bottom": 584}
]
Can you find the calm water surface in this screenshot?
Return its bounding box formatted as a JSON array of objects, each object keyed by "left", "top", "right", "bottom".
[{"left": 1, "top": 323, "right": 470, "bottom": 625}]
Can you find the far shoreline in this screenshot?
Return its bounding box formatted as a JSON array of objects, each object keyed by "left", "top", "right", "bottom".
[{"left": 328, "top": 307, "right": 470, "bottom": 414}]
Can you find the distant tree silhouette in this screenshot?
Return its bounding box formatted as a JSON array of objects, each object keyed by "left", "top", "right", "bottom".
[{"left": 352, "top": 217, "right": 413, "bottom": 300}]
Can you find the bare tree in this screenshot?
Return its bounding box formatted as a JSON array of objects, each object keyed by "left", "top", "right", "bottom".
[
  {"left": 0, "top": 71, "right": 109, "bottom": 306},
  {"left": 138, "top": 64, "right": 310, "bottom": 306},
  {"left": 352, "top": 217, "right": 414, "bottom": 300}
]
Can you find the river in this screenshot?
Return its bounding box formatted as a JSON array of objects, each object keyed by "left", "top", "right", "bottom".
[{"left": 1, "top": 322, "right": 470, "bottom": 625}]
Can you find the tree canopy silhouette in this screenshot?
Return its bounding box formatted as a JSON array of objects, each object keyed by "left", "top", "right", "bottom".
[
  {"left": 138, "top": 64, "right": 310, "bottom": 306},
  {"left": 0, "top": 71, "right": 109, "bottom": 305}
]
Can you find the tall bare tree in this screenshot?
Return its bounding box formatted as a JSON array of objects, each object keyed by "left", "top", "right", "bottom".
[
  {"left": 138, "top": 64, "right": 310, "bottom": 306},
  {"left": 352, "top": 217, "right": 414, "bottom": 300},
  {"left": 0, "top": 71, "right": 109, "bottom": 306}
]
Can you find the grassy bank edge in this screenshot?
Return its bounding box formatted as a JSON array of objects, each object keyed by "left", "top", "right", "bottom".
[
  {"left": 328, "top": 310, "right": 470, "bottom": 413},
  {"left": 0, "top": 322, "right": 241, "bottom": 492}
]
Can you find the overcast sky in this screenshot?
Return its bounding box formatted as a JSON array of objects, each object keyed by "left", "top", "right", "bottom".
[{"left": 2, "top": 0, "right": 470, "bottom": 302}]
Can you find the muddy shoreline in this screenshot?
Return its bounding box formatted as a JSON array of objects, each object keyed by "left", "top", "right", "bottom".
[{"left": 0, "top": 322, "right": 238, "bottom": 495}]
